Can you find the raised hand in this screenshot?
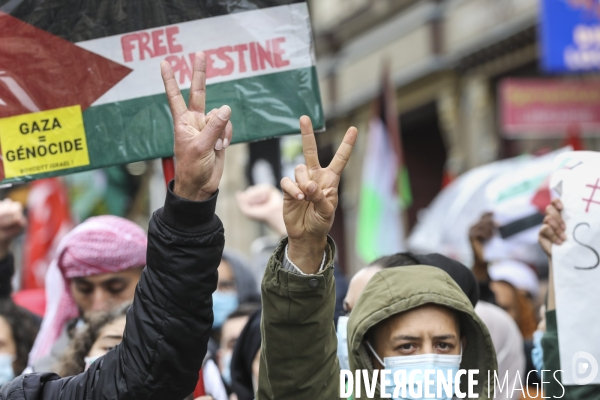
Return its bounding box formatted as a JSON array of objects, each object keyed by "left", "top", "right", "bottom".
[
  {"left": 0, "top": 199, "right": 26, "bottom": 259},
  {"left": 236, "top": 184, "right": 286, "bottom": 236},
  {"left": 539, "top": 198, "right": 567, "bottom": 257},
  {"left": 469, "top": 212, "right": 496, "bottom": 280},
  {"left": 161, "top": 52, "right": 233, "bottom": 201},
  {"left": 469, "top": 213, "right": 496, "bottom": 244},
  {"left": 281, "top": 116, "right": 357, "bottom": 273}
]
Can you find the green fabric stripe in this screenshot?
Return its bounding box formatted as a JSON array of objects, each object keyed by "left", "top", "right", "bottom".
[
  {"left": 356, "top": 186, "right": 384, "bottom": 263},
  {"left": 496, "top": 173, "right": 546, "bottom": 202},
  {"left": 398, "top": 166, "right": 412, "bottom": 208},
  {"left": 3, "top": 66, "right": 323, "bottom": 183}
]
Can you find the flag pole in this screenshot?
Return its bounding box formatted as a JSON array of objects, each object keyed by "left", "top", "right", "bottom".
[{"left": 161, "top": 157, "right": 175, "bottom": 187}]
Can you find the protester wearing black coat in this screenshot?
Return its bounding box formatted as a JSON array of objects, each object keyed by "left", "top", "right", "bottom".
[{"left": 0, "top": 183, "right": 224, "bottom": 400}]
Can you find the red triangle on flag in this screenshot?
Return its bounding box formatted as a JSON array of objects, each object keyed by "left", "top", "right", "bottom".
[
  {"left": 531, "top": 177, "right": 552, "bottom": 214},
  {"left": 0, "top": 12, "right": 132, "bottom": 118}
]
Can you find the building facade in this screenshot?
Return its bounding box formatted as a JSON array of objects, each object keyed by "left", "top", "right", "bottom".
[{"left": 309, "top": 0, "right": 550, "bottom": 274}]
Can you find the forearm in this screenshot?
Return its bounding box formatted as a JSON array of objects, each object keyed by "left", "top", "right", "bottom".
[
  {"left": 258, "top": 237, "right": 339, "bottom": 400},
  {"left": 0, "top": 243, "right": 10, "bottom": 263},
  {"left": 470, "top": 239, "right": 491, "bottom": 283},
  {"left": 83, "top": 183, "right": 223, "bottom": 400},
  {"left": 287, "top": 237, "right": 327, "bottom": 274},
  {"left": 0, "top": 253, "right": 14, "bottom": 298}
]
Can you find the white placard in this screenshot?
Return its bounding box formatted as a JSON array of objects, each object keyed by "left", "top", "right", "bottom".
[
  {"left": 551, "top": 151, "right": 600, "bottom": 385},
  {"left": 76, "top": 3, "right": 314, "bottom": 106}
]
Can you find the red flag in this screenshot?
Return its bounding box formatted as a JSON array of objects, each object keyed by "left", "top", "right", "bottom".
[
  {"left": 441, "top": 168, "right": 456, "bottom": 189},
  {"left": 22, "top": 179, "right": 72, "bottom": 289},
  {"left": 13, "top": 288, "right": 46, "bottom": 317},
  {"left": 193, "top": 369, "right": 206, "bottom": 397},
  {"left": 562, "top": 125, "right": 585, "bottom": 151},
  {"left": 0, "top": 12, "right": 132, "bottom": 118}
]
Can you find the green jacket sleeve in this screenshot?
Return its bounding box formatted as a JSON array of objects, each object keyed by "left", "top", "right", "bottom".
[
  {"left": 542, "top": 310, "right": 600, "bottom": 399},
  {"left": 257, "top": 236, "right": 340, "bottom": 400}
]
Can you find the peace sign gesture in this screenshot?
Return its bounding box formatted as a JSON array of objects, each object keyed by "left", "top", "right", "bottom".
[
  {"left": 161, "top": 52, "right": 233, "bottom": 201},
  {"left": 282, "top": 116, "right": 357, "bottom": 273}
]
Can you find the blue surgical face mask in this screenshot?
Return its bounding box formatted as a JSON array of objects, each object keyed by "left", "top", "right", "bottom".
[
  {"left": 0, "top": 354, "right": 14, "bottom": 385},
  {"left": 212, "top": 291, "right": 239, "bottom": 329},
  {"left": 221, "top": 350, "right": 233, "bottom": 386},
  {"left": 532, "top": 330, "right": 544, "bottom": 378},
  {"left": 367, "top": 342, "right": 462, "bottom": 400},
  {"left": 337, "top": 316, "right": 350, "bottom": 371}
]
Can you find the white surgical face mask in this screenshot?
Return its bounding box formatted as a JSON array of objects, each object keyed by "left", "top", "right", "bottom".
[
  {"left": 84, "top": 355, "right": 103, "bottom": 371},
  {"left": 0, "top": 353, "right": 14, "bottom": 385},
  {"left": 337, "top": 316, "right": 350, "bottom": 371},
  {"left": 367, "top": 342, "right": 462, "bottom": 400}
]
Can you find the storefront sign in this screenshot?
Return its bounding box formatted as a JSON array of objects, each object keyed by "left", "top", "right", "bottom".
[{"left": 500, "top": 79, "right": 600, "bottom": 136}]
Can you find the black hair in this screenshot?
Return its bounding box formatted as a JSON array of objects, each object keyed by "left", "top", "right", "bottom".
[
  {"left": 0, "top": 299, "right": 40, "bottom": 375},
  {"left": 224, "top": 302, "right": 261, "bottom": 323},
  {"left": 57, "top": 303, "right": 130, "bottom": 377},
  {"left": 370, "top": 253, "right": 420, "bottom": 268}
]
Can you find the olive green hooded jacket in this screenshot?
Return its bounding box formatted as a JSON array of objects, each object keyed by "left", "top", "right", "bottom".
[{"left": 258, "top": 238, "right": 497, "bottom": 399}]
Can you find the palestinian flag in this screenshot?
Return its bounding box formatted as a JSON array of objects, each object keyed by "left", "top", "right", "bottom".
[
  {"left": 356, "top": 63, "right": 411, "bottom": 263},
  {"left": 0, "top": 0, "right": 323, "bottom": 183}
]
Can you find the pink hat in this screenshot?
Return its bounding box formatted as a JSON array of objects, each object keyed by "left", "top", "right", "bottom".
[{"left": 28, "top": 215, "right": 147, "bottom": 366}]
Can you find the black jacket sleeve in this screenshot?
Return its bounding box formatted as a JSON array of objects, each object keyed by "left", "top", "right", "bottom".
[
  {"left": 1, "top": 182, "right": 224, "bottom": 400},
  {"left": 0, "top": 254, "right": 14, "bottom": 299}
]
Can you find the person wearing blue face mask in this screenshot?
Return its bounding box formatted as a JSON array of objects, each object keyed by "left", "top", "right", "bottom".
[
  {"left": 203, "top": 254, "right": 259, "bottom": 399},
  {"left": 217, "top": 304, "right": 260, "bottom": 398},
  {"left": 213, "top": 252, "right": 260, "bottom": 330}
]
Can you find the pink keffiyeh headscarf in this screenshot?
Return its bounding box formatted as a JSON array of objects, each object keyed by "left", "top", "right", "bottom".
[{"left": 27, "top": 215, "right": 147, "bottom": 367}]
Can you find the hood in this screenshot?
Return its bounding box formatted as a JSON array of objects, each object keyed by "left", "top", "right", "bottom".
[
  {"left": 348, "top": 265, "right": 497, "bottom": 399},
  {"left": 222, "top": 250, "right": 260, "bottom": 304}
]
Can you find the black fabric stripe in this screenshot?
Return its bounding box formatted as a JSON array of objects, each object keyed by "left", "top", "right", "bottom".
[{"left": 1, "top": 0, "right": 305, "bottom": 42}]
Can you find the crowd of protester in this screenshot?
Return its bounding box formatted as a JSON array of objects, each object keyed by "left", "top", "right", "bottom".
[{"left": 0, "top": 52, "right": 596, "bottom": 400}]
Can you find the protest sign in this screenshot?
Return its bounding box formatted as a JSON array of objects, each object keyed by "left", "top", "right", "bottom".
[
  {"left": 0, "top": 0, "right": 323, "bottom": 183},
  {"left": 408, "top": 155, "right": 534, "bottom": 266},
  {"left": 500, "top": 79, "right": 600, "bottom": 137},
  {"left": 551, "top": 151, "right": 600, "bottom": 385},
  {"left": 409, "top": 148, "right": 570, "bottom": 267},
  {"left": 482, "top": 148, "right": 570, "bottom": 267}
]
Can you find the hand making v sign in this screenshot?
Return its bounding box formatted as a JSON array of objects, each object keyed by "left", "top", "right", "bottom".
[
  {"left": 281, "top": 116, "right": 358, "bottom": 274},
  {"left": 160, "top": 51, "right": 233, "bottom": 202}
]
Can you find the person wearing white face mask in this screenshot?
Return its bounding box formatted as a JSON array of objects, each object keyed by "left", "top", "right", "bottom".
[
  {"left": 257, "top": 120, "right": 498, "bottom": 400},
  {"left": 58, "top": 303, "right": 229, "bottom": 400},
  {"left": 336, "top": 251, "right": 485, "bottom": 399},
  {"left": 57, "top": 303, "right": 129, "bottom": 377},
  {"left": 364, "top": 304, "right": 465, "bottom": 400}
]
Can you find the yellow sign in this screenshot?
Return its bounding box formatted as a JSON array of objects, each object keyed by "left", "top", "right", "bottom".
[{"left": 0, "top": 105, "right": 90, "bottom": 178}]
